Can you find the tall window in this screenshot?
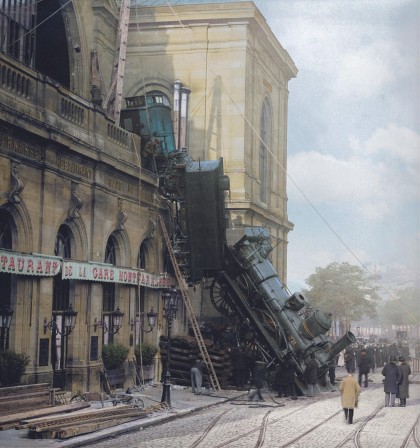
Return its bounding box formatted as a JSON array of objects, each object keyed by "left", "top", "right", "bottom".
[
  {"left": 103, "top": 235, "right": 117, "bottom": 344},
  {"left": 259, "top": 98, "right": 272, "bottom": 203},
  {"left": 0, "top": 0, "right": 36, "bottom": 65},
  {"left": 0, "top": 209, "right": 12, "bottom": 350},
  {"left": 52, "top": 225, "right": 72, "bottom": 371},
  {"left": 0, "top": 0, "right": 70, "bottom": 87}
]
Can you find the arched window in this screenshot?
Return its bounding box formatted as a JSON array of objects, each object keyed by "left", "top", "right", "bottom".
[
  {"left": 51, "top": 225, "right": 73, "bottom": 379},
  {"left": 134, "top": 242, "right": 148, "bottom": 345},
  {"left": 53, "top": 226, "right": 71, "bottom": 312},
  {"left": 103, "top": 235, "right": 118, "bottom": 344},
  {"left": 259, "top": 98, "right": 272, "bottom": 203},
  {"left": 0, "top": 0, "right": 70, "bottom": 86},
  {"left": 0, "top": 209, "right": 13, "bottom": 350}
]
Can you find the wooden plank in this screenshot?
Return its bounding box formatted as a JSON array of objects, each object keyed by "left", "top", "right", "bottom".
[
  {"left": 57, "top": 414, "right": 148, "bottom": 439},
  {"left": 0, "top": 383, "right": 50, "bottom": 397},
  {"left": 0, "top": 402, "right": 90, "bottom": 429}
]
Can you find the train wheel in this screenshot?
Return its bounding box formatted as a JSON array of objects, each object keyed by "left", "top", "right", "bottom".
[{"left": 210, "top": 279, "right": 235, "bottom": 317}]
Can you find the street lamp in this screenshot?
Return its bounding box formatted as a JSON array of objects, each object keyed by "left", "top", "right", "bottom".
[
  {"left": 44, "top": 304, "right": 78, "bottom": 336},
  {"left": 0, "top": 306, "right": 13, "bottom": 350},
  {"left": 160, "top": 288, "right": 181, "bottom": 407},
  {"left": 93, "top": 307, "right": 124, "bottom": 334},
  {"left": 356, "top": 325, "right": 361, "bottom": 337},
  {"left": 131, "top": 308, "right": 157, "bottom": 333}
]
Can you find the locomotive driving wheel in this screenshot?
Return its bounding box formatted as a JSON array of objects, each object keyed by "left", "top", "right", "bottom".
[{"left": 210, "top": 278, "right": 235, "bottom": 317}]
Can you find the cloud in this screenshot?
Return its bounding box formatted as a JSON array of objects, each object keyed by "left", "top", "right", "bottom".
[
  {"left": 332, "top": 42, "right": 399, "bottom": 98},
  {"left": 287, "top": 124, "right": 419, "bottom": 221}
]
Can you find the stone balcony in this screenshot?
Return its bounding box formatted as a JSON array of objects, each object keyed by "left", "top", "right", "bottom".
[{"left": 0, "top": 52, "right": 141, "bottom": 168}]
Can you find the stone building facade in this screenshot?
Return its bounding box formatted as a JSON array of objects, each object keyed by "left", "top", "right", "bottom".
[{"left": 0, "top": 0, "right": 296, "bottom": 393}]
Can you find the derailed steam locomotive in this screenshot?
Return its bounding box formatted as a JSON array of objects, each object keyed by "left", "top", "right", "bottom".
[{"left": 121, "top": 96, "right": 355, "bottom": 392}]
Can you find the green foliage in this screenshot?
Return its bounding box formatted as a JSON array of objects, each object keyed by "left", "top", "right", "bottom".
[
  {"left": 0, "top": 350, "right": 30, "bottom": 386},
  {"left": 101, "top": 343, "right": 129, "bottom": 370},
  {"left": 135, "top": 342, "right": 158, "bottom": 366},
  {"left": 303, "top": 262, "right": 381, "bottom": 325},
  {"left": 379, "top": 287, "right": 420, "bottom": 327}
]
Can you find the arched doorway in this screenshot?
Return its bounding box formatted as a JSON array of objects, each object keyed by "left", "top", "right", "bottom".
[
  {"left": 0, "top": 209, "right": 13, "bottom": 350},
  {"left": 51, "top": 224, "right": 74, "bottom": 388}
]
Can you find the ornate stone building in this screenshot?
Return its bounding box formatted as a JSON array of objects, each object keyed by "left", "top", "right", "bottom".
[{"left": 0, "top": 0, "right": 296, "bottom": 393}]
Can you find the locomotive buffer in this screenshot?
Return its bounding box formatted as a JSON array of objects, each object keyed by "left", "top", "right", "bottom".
[{"left": 159, "top": 215, "right": 221, "bottom": 392}]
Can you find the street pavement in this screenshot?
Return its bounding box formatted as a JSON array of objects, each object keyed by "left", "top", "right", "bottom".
[{"left": 0, "top": 366, "right": 418, "bottom": 448}]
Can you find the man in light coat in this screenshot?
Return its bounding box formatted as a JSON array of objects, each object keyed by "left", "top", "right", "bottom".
[
  {"left": 339, "top": 373, "right": 361, "bottom": 424},
  {"left": 382, "top": 355, "right": 402, "bottom": 407}
]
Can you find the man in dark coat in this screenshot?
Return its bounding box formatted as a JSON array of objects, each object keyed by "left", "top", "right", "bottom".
[
  {"left": 344, "top": 349, "right": 356, "bottom": 373},
  {"left": 304, "top": 353, "right": 318, "bottom": 397},
  {"left": 277, "top": 359, "right": 298, "bottom": 399},
  {"left": 398, "top": 357, "right": 411, "bottom": 407},
  {"left": 357, "top": 349, "right": 371, "bottom": 387},
  {"left": 230, "top": 347, "right": 251, "bottom": 390},
  {"left": 248, "top": 360, "right": 266, "bottom": 402},
  {"left": 382, "top": 355, "right": 402, "bottom": 407}
]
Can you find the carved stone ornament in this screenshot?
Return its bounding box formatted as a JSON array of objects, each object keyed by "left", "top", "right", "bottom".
[
  {"left": 117, "top": 198, "right": 128, "bottom": 230},
  {"left": 8, "top": 161, "right": 24, "bottom": 204},
  {"left": 68, "top": 181, "right": 83, "bottom": 220}
]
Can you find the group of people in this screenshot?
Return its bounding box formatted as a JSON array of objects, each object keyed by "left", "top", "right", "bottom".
[
  {"left": 190, "top": 343, "right": 412, "bottom": 421},
  {"left": 339, "top": 353, "right": 412, "bottom": 424}
]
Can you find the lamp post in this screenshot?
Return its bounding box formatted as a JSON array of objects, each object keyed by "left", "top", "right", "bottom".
[
  {"left": 131, "top": 308, "right": 157, "bottom": 333},
  {"left": 160, "top": 288, "right": 181, "bottom": 407},
  {"left": 44, "top": 304, "right": 78, "bottom": 337},
  {"left": 0, "top": 306, "right": 13, "bottom": 350},
  {"left": 92, "top": 307, "right": 124, "bottom": 334},
  {"left": 357, "top": 325, "right": 361, "bottom": 337}
]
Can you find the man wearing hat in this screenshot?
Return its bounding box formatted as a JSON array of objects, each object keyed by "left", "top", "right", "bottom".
[
  {"left": 398, "top": 357, "right": 411, "bottom": 407},
  {"left": 382, "top": 355, "right": 402, "bottom": 407}
]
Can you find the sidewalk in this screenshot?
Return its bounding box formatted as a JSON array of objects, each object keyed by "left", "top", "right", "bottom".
[{"left": 0, "top": 384, "right": 246, "bottom": 448}]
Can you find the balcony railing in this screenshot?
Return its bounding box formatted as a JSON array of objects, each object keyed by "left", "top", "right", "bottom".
[{"left": 0, "top": 52, "right": 140, "bottom": 166}]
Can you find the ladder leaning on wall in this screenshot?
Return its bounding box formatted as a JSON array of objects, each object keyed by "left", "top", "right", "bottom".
[{"left": 158, "top": 215, "right": 221, "bottom": 392}]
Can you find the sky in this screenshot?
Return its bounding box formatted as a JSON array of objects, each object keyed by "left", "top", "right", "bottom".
[
  {"left": 136, "top": 0, "right": 419, "bottom": 296},
  {"left": 252, "top": 0, "right": 419, "bottom": 294}
]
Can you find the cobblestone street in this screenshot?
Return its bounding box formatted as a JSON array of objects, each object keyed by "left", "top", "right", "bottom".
[{"left": 85, "top": 371, "right": 419, "bottom": 448}]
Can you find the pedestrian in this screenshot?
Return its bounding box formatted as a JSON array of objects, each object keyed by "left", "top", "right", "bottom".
[
  {"left": 382, "top": 355, "right": 402, "bottom": 407},
  {"left": 190, "top": 358, "right": 207, "bottom": 394},
  {"left": 304, "top": 353, "right": 318, "bottom": 397},
  {"left": 398, "top": 357, "right": 411, "bottom": 407},
  {"left": 230, "top": 346, "right": 251, "bottom": 390},
  {"left": 277, "top": 359, "right": 298, "bottom": 399},
  {"left": 344, "top": 348, "right": 356, "bottom": 374},
  {"left": 248, "top": 360, "right": 266, "bottom": 402},
  {"left": 357, "top": 349, "right": 371, "bottom": 387},
  {"left": 339, "top": 373, "right": 361, "bottom": 424},
  {"left": 329, "top": 360, "right": 337, "bottom": 386}
]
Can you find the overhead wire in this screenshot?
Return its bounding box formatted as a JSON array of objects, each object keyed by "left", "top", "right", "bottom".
[{"left": 159, "top": 0, "right": 412, "bottom": 308}]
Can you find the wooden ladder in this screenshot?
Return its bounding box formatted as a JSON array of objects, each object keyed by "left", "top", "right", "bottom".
[{"left": 158, "top": 215, "right": 221, "bottom": 391}]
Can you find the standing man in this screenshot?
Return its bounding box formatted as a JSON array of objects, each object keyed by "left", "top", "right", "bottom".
[
  {"left": 230, "top": 346, "right": 251, "bottom": 390},
  {"left": 398, "top": 357, "right": 411, "bottom": 407},
  {"left": 357, "top": 348, "right": 371, "bottom": 387},
  {"left": 344, "top": 348, "right": 356, "bottom": 374},
  {"left": 304, "top": 353, "right": 318, "bottom": 397},
  {"left": 248, "top": 360, "right": 266, "bottom": 402},
  {"left": 190, "top": 358, "right": 207, "bottom": 394},
  {"left": 339, "top": 373, "right": 361, "bottom": 424},
  {"left": 382, "top": 355, "right": 402, "bottom": 407}
]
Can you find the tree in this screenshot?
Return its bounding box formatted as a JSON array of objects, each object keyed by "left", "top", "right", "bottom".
[
  {"left": 380, "top": 287, "right": 420, "bottom": 330},
  {"left": 303, "top": 262, "right": 381, "bottom": 337}
]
